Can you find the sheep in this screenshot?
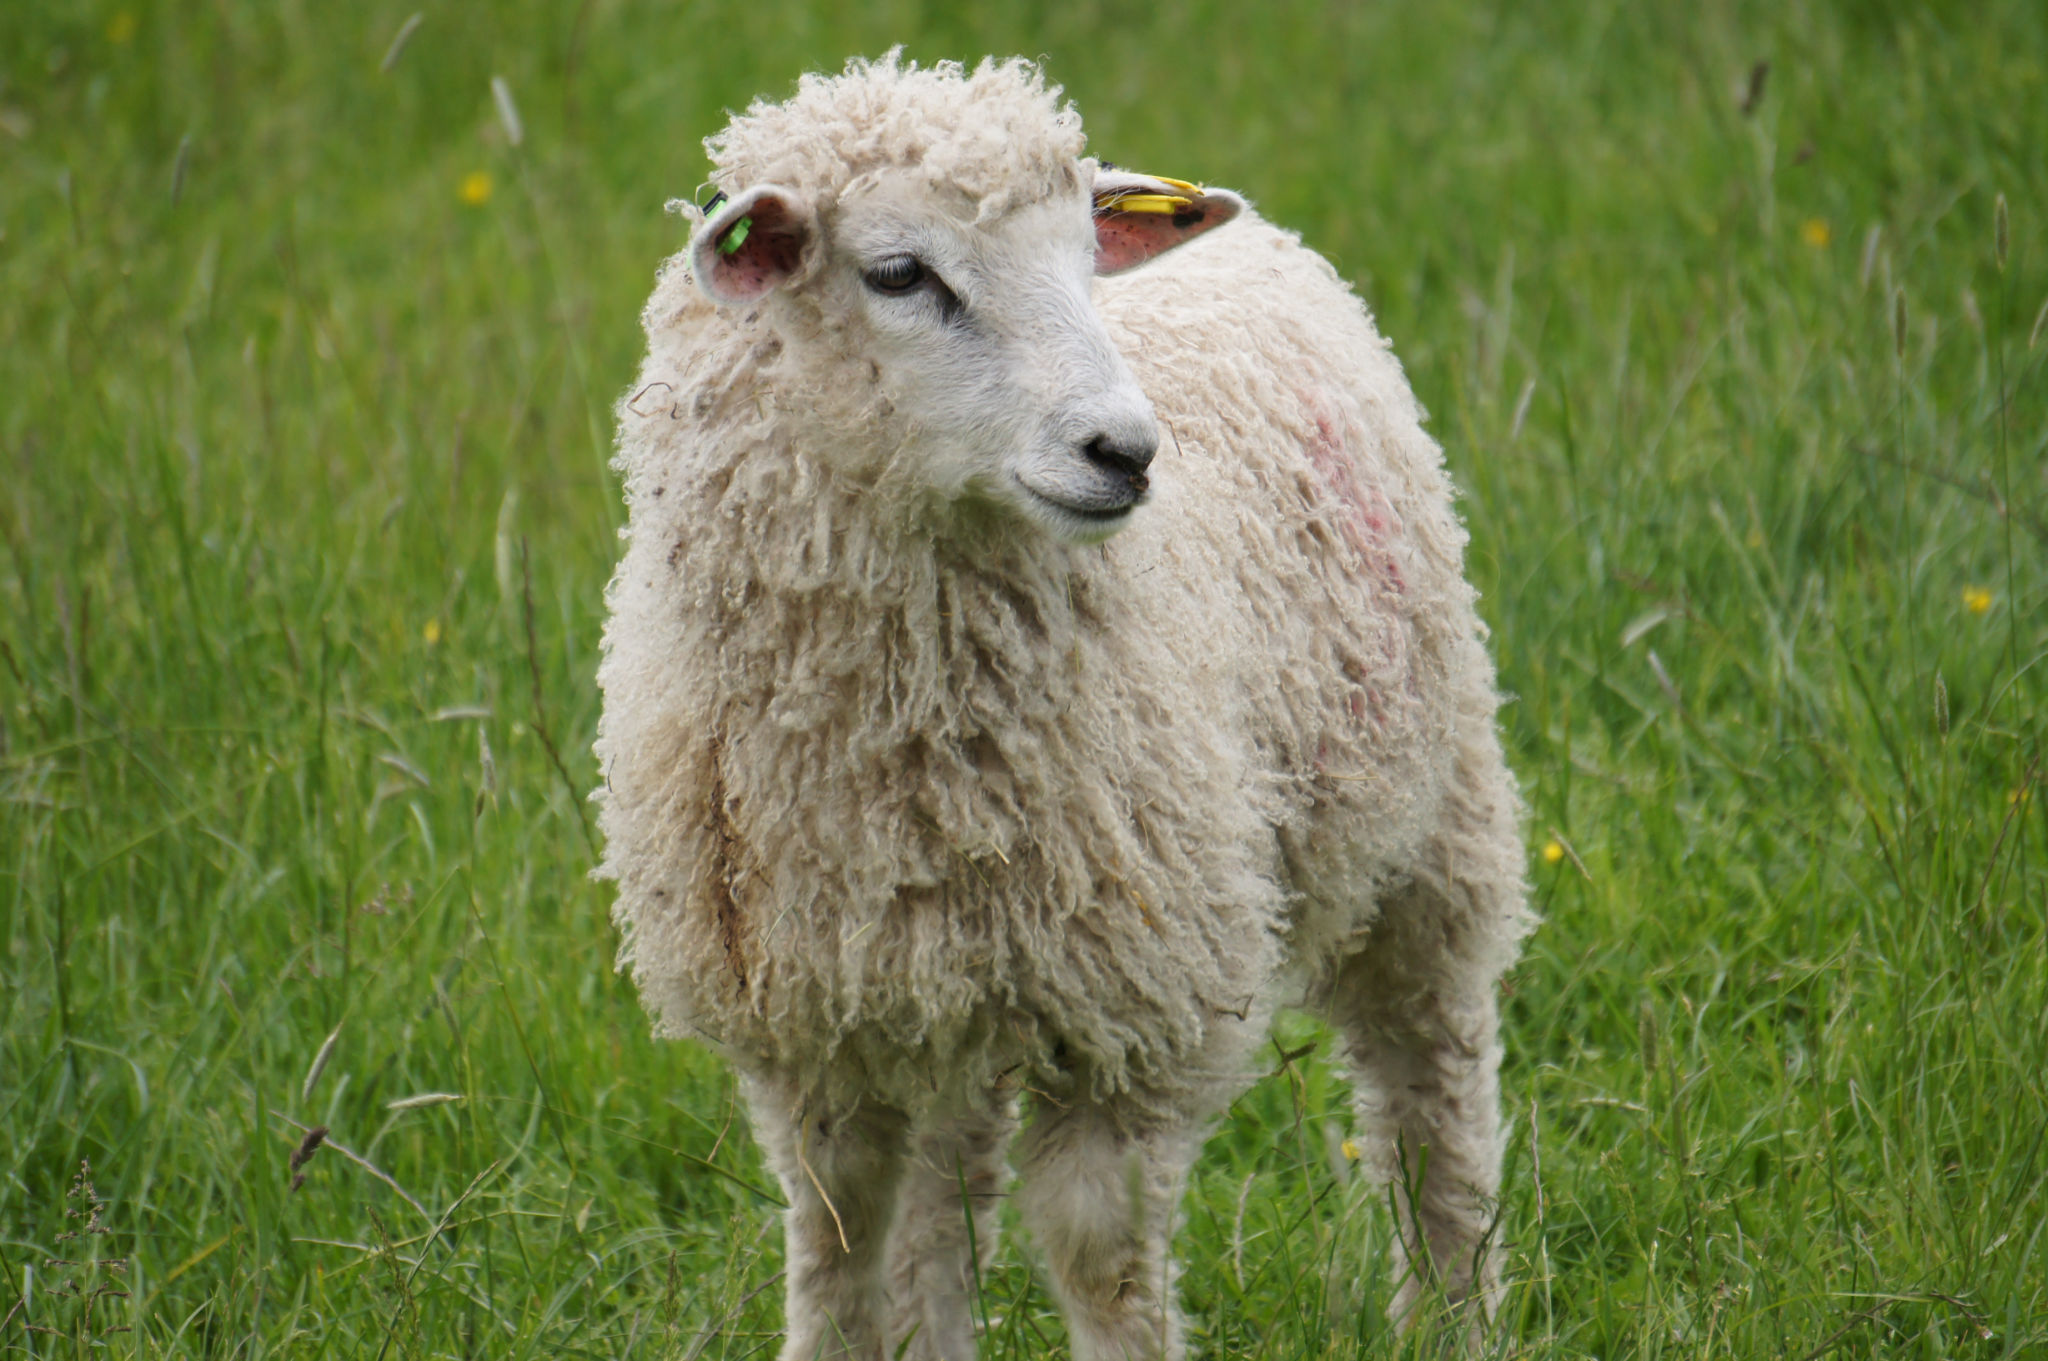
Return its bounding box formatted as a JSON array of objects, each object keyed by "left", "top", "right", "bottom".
[{"left": 595, "top": 52, "right": 1534, "bottom": 1361}]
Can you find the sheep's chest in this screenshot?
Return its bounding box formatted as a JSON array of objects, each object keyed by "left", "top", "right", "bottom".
[{"left": 690, "top": 555, "right": 1285, "bottom": 1110}]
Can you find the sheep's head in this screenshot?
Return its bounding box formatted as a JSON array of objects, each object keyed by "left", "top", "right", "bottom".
[{"left": 685, "top": 56, "right": 1241, "bottom": 544}]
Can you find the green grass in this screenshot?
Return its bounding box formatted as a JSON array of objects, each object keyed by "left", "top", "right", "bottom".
[{"left": 3, "top": 0, "right": 2044, "bottom": 1356}]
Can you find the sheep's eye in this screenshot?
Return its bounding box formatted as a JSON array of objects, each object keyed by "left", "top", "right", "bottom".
[{"left": 863, "top": 255, "right": 926, "bottom": 295}]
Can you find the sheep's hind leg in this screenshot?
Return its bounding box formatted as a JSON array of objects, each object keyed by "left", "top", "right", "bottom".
[
  {"left": 1322, "top": 714, "right": 1530, "bottom": 1341},
  {"left": 1330, "top": 932, "right": 1506, "bottom": 1337},
  {"left": 1013, "top": 1100, "right": 1204, "bottom": 1361},
  {"left": 744, "top": 1072, "right": 910, "bottom": 1361},
  {"left": 885, "top": 1100, "right": 1016, "bottom": 1361}
]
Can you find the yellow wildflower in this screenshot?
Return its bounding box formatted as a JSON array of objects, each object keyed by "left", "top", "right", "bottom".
[
  {"left": 422, "top": 619, "right": 443, "bottom": 645},
  {"left": 1541, "top": 840, "right": 1565, "bottom": 865},
  {"left": 1800, "top": 219, "right": 1832, "bottom": 248},
  {"left": 107, "top": 11, "right": 137, "bottom": 42},
  {"left": 459, "top": 171, "right": 493, "bottom": 207},
  {"left": 1340, "top": 1138, "right": 1362, "bottom": 1161},
  {"left": 1962, "top": 587, "right": 1993, "bottom": 615}
]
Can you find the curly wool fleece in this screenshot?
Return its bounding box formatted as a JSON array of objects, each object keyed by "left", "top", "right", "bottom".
[
  {"left": 705, "top": 53, "right": 1085, "bottom": 227},
  {"left": 596, "top": 53, "right": 1531, "bottom": 1128}
]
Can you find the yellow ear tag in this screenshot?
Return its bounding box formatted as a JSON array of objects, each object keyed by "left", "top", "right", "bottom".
[
  {"left": 1095, "top": 172, "right": 1206, "bottom": 216},
  {"left": 1102, "top": 193, "right": 1194, "bottom": 215}
]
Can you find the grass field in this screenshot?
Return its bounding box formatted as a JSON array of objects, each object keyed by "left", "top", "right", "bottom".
[{"left": 4, "top": 1, "right": 2045, "bottom": 1356}]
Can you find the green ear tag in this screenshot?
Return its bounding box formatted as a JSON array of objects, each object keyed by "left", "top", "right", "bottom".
[{"left": 718, "top": 216, "right": 752, "bottom": 255}]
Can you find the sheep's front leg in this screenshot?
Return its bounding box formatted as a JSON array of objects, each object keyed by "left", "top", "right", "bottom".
[
  {"left": 1013, "top": 1101, "right": 1202, "bottom": 1361},
  {"left": 744, "top": 1072, "right": 910, "bottom": 1361},
  {"left": 885, "top": 1101, "right": 1016, "bottom": 1361}
]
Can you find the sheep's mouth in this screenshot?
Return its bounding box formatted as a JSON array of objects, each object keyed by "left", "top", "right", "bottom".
[{"left": 1019, "top": 481, "right": 1144, "bottom": 524}]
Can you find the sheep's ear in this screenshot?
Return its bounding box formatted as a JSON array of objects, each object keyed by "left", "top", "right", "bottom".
[
  {"left": 690, "top": 185, "right": 816, "bottom": 305},
  {"left": 1092, "top": 169, "right": 1244, "bottom": 275}
]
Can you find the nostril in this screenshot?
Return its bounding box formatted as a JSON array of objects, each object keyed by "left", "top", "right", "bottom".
[{"left": 1082, "top": 433, "right": 1158, "bottom": 486}]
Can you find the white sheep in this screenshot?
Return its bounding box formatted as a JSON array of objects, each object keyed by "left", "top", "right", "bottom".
[{"left": 596, "top": 53, "right": 1533, "bottom": 1361}]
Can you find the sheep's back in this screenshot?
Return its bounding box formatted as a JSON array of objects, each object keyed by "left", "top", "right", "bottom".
[{"left": 1095, "top": 214, "right": 1486, "bottom": 957}]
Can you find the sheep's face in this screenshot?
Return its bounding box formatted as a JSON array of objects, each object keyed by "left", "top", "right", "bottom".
[{"left": 690, "top": 168, "right": 1241, "bottom": 544}]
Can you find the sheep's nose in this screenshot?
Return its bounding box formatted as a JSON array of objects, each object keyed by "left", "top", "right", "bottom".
[{"left": 1082, "top": 429, "right": 1158, "bottom": 490}]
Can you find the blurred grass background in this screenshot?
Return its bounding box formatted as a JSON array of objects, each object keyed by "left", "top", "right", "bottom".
[{"left": 2, "top": 0, "right": 2044, "bottom": 1356}]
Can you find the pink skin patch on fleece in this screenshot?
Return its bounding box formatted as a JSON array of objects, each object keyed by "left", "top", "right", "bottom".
[
  {"left": 1298, "top": 387, "right": 1410, "bottom": 758},
  {"left": 1298, "top": 388, "right": 1405, "bottom": 594}
]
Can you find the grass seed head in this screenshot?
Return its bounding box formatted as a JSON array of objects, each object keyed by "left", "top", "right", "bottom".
[
  {"left": 170, "top": 136, "right": 190, "bottom": 207},
  {"left": 479, "top": 729, "right": 498, "bottom": 799},
  {"left": 380, "top": 12, "right": 423, "bottom": 73},
  {"left": 491, "top": 76, "right": 523, "bottom": 148},
  {"left": 289, "top": 1125, "right": 328, "bottom": 1173},
  {"left": 302, "top": 1026, "right": 341, "bottom": 1103},
  {"left": 1739, "top": 59, "right": 1769, "bottom": 114},
  {"left": 387, "top": 1092, "right": 465, "bottom": 1111}
]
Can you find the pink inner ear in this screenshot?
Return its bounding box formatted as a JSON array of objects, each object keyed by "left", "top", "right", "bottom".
[
  {"left": 708, "top": 196, "right": 807, "bottom": 300},
  {"left": 1095, "top": 203, "right": 1218, "bottom": 274}
]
